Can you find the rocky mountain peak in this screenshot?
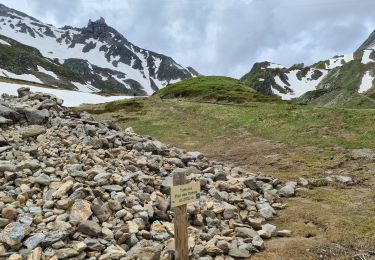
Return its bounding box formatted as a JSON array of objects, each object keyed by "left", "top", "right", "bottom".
[
  {"left": 83, "top": 16, "right": 121, "bottom": 40},
  {"left": 88, "top": 17, "right": 107, "bottom": 27},
  {"left": 356, "top": 30, "right": 375, "bottom": 52},
  {"left": 0, "top": 3, "right": 197, "bottom": 95}
]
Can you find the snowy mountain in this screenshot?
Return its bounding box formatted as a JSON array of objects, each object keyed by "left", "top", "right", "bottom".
[
  {"left": 241, "top": 33, "right": 375, "bottom": 107},
  {"left": 0, "top": 4, "right": 197, "bottom": 95}
]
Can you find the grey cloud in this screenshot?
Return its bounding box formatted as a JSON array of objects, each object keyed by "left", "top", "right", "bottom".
[{"left": 1, "top": 0, "right": 375, "bottom": 77}]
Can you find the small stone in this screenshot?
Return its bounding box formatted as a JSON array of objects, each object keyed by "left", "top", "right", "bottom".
[
  {"left": 193, "top": 214, "right": 204, "bottom": 226},
  {"left": 102, "top": 227, "right": 114, "bottom": 240},
  {"left": 70, "top": 200, "right": 92, "bottom": 223},
  {"left": 85, "top": 238, "right": 105, "bottom": 251},
  {"left": 24, "top": 108, "right": 49, "bottom": 125},
  {"left": 0, "top": 222, "right": 30, "bottom": 247},
  {"left": 351, "top": 148, "right": 375, "bottom": 161},
  {"left": 205, "top": 244, "right": 223, "bottom": 256},
  {"left": 42, "top": 231, "right": 69, "bottom": 247},
  {"left": 28, "top": 247, "right": 43, "bottom": 260},
  {"left": 19, "top": 125, "right": 46, "bottom": 138},
  {"left": 298, "top": 177, "right": 309, "bottom": 187},
  {"left": 0, "top": 218, "right": 10, "bottom": 228},
  {"left": 252, "top": 235, "right": 264, "bottom": 249},
  {"left": 72, "top": 241, "right": 87, "bottom": 252},
  {"left": 24, "top": 233, "right": 45, "bottom": 250},
  {"left": 103, "top": 244, "right": 127, "bottom": 258},
  {"left": 9, "top": 253, "right": 23, "bottom": 260},
  {"left": 93, "top": 172, "right": 112, "bottom": 182},
  {"left": 277, "top": 229, "right": 292, "bottom": 237},
  {"left": 127, "top": 221, "right": 139, "bottom": 234},
  {"left": 0, "top": 104, "right": 21, "bottom": 121},
  {"left": 235, "top": 227, "right": 258, "bottom": 238},
  {"left": 166, "top": 158, "right": 184, "bottom": 167},
  {"left": 34, "top": 173, "right": 51, "bottom": 185},
  {"left": 17, "top": 87, "right": 31, "bottom": 97},
  {"left": 278, "top": 181, "right": 296, "bottom": 197},
  {"left": 52, "top": 240, "right": 65, "bottom": 249},
  {"left": 102, "top": 185, "right": 123, "bottom": 192},
  {"left": 257, "top": 203, "right": 275, "bottom": 220},
  {"left": 91, "top": 198, "right": 111, "bottom": 222},
  {"left": 53, "top": 180, "right": 74, "bottom": 199},
  {"left": 55, "top": 248, "right": 79, "bottom": 259},
  {"left": 335, "top": 175, "right": 353, "bottom": 184},
  {"left": 216, "top": 240, "right": 230, "bottom": 254},
  {"left": 1, "top": 207, "right": 17, "bottom": 220},
  {"left": 56, "top": 198, "right": 73, "bottom": 210},
  {"left": 108, "top": 199, "right": 122, "bottom": 211},
  {"left": 229, "top": 247, "right": 251, "bottom": 258},
  {"left": 223, "top": 205, "right": 238, "bottom": 219},
  {"left": 0, "top": 161, "right": 15, "bottom": 172},
  {"left": 0, "top": 116, "right": 12, "bottom": 126},
  {"left": 248, "top": 217, "right": 264, "bottom": 230},
  {"left": 77, "top": 220, "right": 102, "bottom": 237},
  {"left": 17, "top": 159, "right": 40, "bottom": 170},
  {"left": 258, "top": 224, "right": 277, "bottom": 239}
]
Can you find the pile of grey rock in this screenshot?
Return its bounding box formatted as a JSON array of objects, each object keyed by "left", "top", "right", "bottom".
[{"left": 0, "top": 87, "right": 291, "bottom": 259}]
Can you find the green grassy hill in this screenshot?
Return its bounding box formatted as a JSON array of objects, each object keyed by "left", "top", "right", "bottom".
[{"left": 155, "top": 76, "right": 283, "bottom": 104}]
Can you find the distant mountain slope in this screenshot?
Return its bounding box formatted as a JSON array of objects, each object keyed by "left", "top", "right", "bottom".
[
  {"left": 0, "top": 4, "right": 196, "bottom": 95},
  {"left": 241, "top": 32, "right": 375, "bottom": 108}
]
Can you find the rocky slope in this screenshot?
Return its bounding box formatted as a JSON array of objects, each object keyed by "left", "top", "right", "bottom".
[
  {"left": 0, "top": 4, "right": 197, "bottom": 95},
  {"left": 0, "top": 88, "right": 296, "bottom": 259},
  {"left": 241, "top": 32, "right": 375, "bottom": 108}
]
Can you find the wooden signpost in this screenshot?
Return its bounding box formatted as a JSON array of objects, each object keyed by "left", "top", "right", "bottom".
[{"left": 172, "top": 171, "right": 201, "bottom": 260}]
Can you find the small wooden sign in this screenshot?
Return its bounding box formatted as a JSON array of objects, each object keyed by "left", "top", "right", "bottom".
[{"left": 171, "top": 181, "right": 201, "bottom": 208}]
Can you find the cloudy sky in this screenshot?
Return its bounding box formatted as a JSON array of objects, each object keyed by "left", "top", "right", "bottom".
[{"left": 1, "top": 0, "right": 375, "bottom": 77}]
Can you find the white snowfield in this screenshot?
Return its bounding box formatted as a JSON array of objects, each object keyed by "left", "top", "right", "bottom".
[
  {"left": 272, "top": 69, "right": 328, "bottom": 100},
  {"left": 0, "top": 68, "right": 43, "bottom": 84},
  {"left": 37, "top": 65, "right": 59, "bottom": 80},
  {"left": 0, "top": 12, "right": 192, "bottom": 95},
  {"left": 359, "top": 71, "right": 374, "bottom": 94},
  {"left": 0, "top": 82, "right": 135, "bottom": 107},
  {"left": 326, "top": 54, "right": 353, "bottom": 69},
  {"left": 361, "top": 50, "right": 375, "bottom": 64},
  {"left": 0, "top": 39, "right": 10, "bottom": 46}
]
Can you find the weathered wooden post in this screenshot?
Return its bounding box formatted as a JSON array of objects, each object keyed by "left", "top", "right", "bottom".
[
  {"left": 172, "top": 171, "right": 188, "bottom": 260},
  {"left": 171, "top": 171, "right": 201, "bottom": 260}
]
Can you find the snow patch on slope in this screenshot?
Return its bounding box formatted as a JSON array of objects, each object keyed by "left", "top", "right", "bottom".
[
  {"left": 37, "top": 66, "right": 58, "bottom": 79},
  {"left": 0, "top": 39, "right": 10, "bottom": 46},
  {"left": 0, "top": 68, "right": 42, "bottom": 83},
  {"left": 0, "top": 82, "right": 133, "bottom": 107},
  {"left": 272, "top": 69, "right": 328, "bottom": 100},
  {"left": 361, "top": 50, "right": 375, "bottom": 64},
  {"left": 326, "top": 54, "right": 353, "bottom": 69},
  {"left": 359, "top": 71, "right": 374, "bottom": 94}
]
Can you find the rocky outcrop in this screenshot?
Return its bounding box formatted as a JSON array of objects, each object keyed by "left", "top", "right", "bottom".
[{"left": 0, "top": 88, "right": 290, "bottom": 259}]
